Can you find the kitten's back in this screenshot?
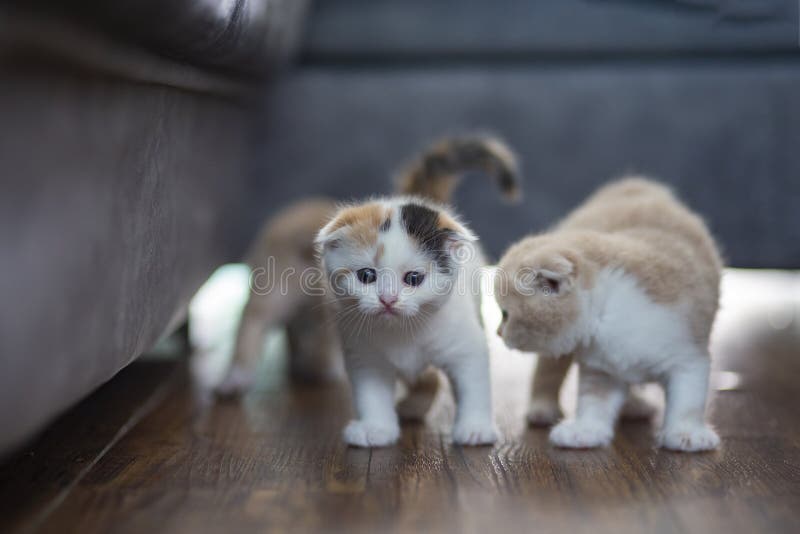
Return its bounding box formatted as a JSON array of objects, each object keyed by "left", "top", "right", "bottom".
[
  {"left": 560, "top": 177, "right": 722, "bottom": 343},
  {"left": 246, "top": 198, "right": 337, "bottom": 270},
  {"left": 560, "top": 177, "right": 720, "bottom": 271}
]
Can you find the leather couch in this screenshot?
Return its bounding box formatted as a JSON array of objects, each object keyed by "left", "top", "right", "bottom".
[{"left": 0, "top": 0, "right": 308, "bottom": 453}]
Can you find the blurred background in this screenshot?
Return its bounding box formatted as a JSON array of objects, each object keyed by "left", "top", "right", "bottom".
[{"left": 1, "top": 0, "right": 799, "bottom": 460}]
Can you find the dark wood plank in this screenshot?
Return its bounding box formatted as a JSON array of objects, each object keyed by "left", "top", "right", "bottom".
[
  {"left": 0, "top": 359, "right": 177, "bottom": 534},
  {"left": 3, "top": 273, "right": 800, "bottom": 533}
]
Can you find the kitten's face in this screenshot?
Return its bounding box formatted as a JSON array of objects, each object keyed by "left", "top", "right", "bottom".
[
  {"left": 317, "top": 199, "right": 475, "bottom": 324},
  {"left": 494, "top": 241, "right": 583, "bottom": 354}
]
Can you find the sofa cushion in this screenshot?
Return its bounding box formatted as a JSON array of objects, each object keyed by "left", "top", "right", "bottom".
[
  {"left": 6, "top": 0, "right": 309, "bottom": 77},
  {"left": 304, "top": 0, "right": 799, "bottom": 59}
]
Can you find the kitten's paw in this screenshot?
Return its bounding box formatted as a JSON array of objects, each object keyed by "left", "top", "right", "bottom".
[
  {"left": 659, "top": 424, "right": 720, "bottom": 452},
  {"left": 620, "top": 393, "right": 657, "bottom": 420},
  {"left": 550, "top": 419, "right": 614, "bottom": 449},
  {"left": 342, "top": 420, "right": 400, "bottom": 448},
  {"left": 526, "top": 400, "right": 563, "bottom": 427},
  {"left": 452, "top": 419, "right": 498, "bottom": 446},
  {"left": 214, "top": 365, "right": 256, "bottom": 397}
]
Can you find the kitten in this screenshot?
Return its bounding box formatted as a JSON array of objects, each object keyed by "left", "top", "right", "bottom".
[
  {"left": 215, "top": 199, "right": 343, "bottom": 394},
  {"left": 216, "top": 137, "right": 519, "bottom": 413},
  {"left": 316, "top": 136, "right": 520, "bottom": 447},
  {"left": 495, "top": 178, "right": 722, "bottom": 451}
]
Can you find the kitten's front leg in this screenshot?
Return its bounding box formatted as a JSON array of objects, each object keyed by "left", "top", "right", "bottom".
[
  {"left": 343, "top": 358, "right": 400, "bottom": 448},
  {"left": 445, "top": 350, "right": 497, "bottom": 446},
  {"left": 659, "top": 357, "right": 719, "bottom": 452},
  {"left": 550, "top": 365, "right": 625, "bottom": 448}
]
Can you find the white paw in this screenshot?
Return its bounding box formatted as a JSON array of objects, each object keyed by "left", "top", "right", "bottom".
[
  {"left": 342, "top": 420, "right": 400, "bottom": 448},
  {"left": 659, "top": 424, "right": 720, "bottom": 452},
  {"left": 452, "top": 419, "right": 498, "bottom": 446},
  {"left": 214, "top": 365, "right": 256, "bottom": 396},
  {"left": 527, "top": 400, "right": 563, "bottom": 427},
  {"left": 549, "top": 419, "right": 614, "bottom": 449},
  {"left": 620, "top": 393, "right": 657, "bottom": 420}
]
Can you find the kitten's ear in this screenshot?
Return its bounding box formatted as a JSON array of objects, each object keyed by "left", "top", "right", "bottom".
[
  {"left": 535, "top": 253, "right": 577, "bottom": 296},
  {"left": 437, "top": 212, "right": 477, "bottom": 242},
  {"left": 441, "top": 217, "right": 478, "bottom": 261},
  {"left": 315, "top": 220, "right": 344, "bottom": 251}
]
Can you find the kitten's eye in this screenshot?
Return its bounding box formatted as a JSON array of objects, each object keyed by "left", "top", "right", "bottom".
[
  {"left": 501, "top": 309, "right": 509, "bottom": 321},
  {"left": 356, "top": 268, "right": 377, "bottom": 284},
  {"left": 403, "top": 271, "right": 425, "bottom": 286}
]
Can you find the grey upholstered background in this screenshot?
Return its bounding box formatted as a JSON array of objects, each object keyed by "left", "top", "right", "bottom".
[{"left": 249, "top": 0, "right": 800, "bottom": 268}]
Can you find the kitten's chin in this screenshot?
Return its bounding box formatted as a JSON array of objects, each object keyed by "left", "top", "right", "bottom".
[
  {"left": 367, "top": 307, "right": 419, "bottom": 323},
  {"left": 501, "top": 334, "right": 540, "bottom": 354}
]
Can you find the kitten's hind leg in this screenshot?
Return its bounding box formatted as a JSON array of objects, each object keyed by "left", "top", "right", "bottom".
[
  {"left": 528, "top": 354, "right": 571, "bottom": 426},
  {"left": 659, "top": 355, "right": 719, "bottom": 452},
  {"left": 215, "top": 290, "right": 297, "bottom": 396},
  {"left": 396, "top": 368, "right": 440, "bottom": 422}
]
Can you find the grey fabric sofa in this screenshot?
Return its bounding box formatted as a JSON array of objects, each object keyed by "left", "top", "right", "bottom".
[{"left": 0, "top": 0, "right": 308, "bottom": 454}]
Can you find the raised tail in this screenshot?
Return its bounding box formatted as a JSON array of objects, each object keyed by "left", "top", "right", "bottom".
[{"left": 396, "top": 135, "right": 521, "bottom": 204}]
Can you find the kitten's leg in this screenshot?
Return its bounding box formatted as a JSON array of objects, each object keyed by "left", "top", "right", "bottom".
[
  {"left": 528, "top": 354, "right": 571, "bottom": 426},
  {"left": 343, "top": 359, "right": 400, "bottom": 447},
  {"left": 550, "top": 365, "right": 626, "bottom": 448},
  {"left": 216, "top": 290, "right": 296, "bottom": 395},
  {"left": 659, "top": 356, "right": 719, "bottom": 451},
  {"left": 396, "top": 368, "right": 440, "bottom": 422},
  {"left": 445, "top": 349, "right": 497, "bottom": 446}
]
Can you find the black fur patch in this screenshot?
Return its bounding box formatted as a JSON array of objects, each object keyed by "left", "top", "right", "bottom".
[{"left": 400, "top": 203, "right": 453, "bottom": 271}]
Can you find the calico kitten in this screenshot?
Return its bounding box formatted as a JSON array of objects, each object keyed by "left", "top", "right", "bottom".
[
  {"left": 495, "top": 178, "right": 722, "bottom": 451},
  {"left": 316, "top": 136, "right": 519, "bottom": 447},
  {"left": 217, "top": 137, "right": 519, "bottom": 419}
]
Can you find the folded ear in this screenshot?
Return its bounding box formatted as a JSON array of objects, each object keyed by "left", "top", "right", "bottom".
[
  {"left": 437, "top": 212, "right": 477, "bottom": 242},
  {"left": 315, "top": 220, "right": 345, "bottom": 251},
  {"left": 438, "top": 217, "right": 478, "bottom": 267},
  {"left": 535, "top": 253, "right": 577, "bottom": 296}
]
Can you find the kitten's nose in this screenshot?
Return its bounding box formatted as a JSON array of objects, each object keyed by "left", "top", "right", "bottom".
[{"left": 379, "top": 294, "right": 398, "bottom": 308}]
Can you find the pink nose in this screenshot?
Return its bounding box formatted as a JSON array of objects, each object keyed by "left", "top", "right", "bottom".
[{"left": 379, "top": 295, "right": 398, "bottom": 308}]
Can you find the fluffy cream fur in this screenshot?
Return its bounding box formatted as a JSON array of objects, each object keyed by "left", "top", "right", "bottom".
[
  {"left": 215, "top": 199, "right": 343, "bottom": 394},
  {"left": 495, "top": 177, "right": 722, "bottom": 451}
]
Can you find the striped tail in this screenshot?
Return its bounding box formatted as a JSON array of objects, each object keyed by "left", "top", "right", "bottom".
[{"left": 396, "top": 135, "right": 521, "bottom": 204}]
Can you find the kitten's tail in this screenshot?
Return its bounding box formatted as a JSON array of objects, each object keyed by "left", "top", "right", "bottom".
[{"left": 396, "top": 135, "right": 521, "bottom": 204}]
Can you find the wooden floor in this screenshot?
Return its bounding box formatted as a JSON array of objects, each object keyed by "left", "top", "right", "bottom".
[{"left": 2, "top": 271, "right": 800, "bottom": 534}]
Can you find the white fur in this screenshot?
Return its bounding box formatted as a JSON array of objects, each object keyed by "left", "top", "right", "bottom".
[
  {"left": 319, "top": 199, "right": 497, "bottom": 447},
  {"left": 548, "top": 268, "right": 718, "bottom": 451}
]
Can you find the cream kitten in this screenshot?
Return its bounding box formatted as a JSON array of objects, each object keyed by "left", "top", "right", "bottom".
[
  {"left": 495, "top": 178, "right": 722, "bottom": 452},
  {"left": 215, "top": 199, "right": 343, "bottom": 395},
  {"left": 316, "top": 136, "right": 519, "bottom": 447}
]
